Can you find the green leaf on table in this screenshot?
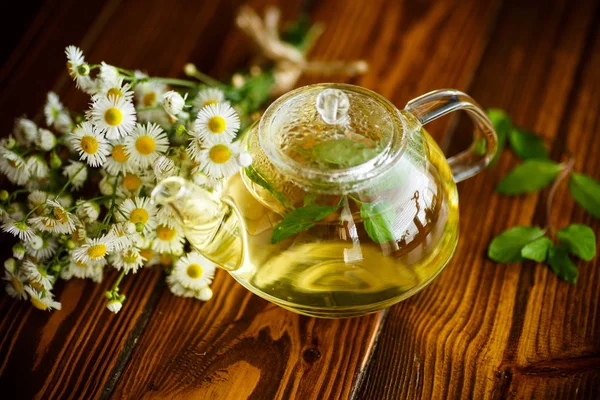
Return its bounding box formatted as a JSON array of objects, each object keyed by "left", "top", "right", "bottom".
[
  {"left": 508, "top": 127, "right": 548, "bottom": 160},
  {"left": 487, "top": 108, "right": 511, "bottom": 165},
  {"left": 360, "top": 201, "right": 396, "bottom": 244},
  {"left": 557, "top": 224, "right": 597, "bottom": 261},
  {"left": 271, "top": 203, "right": 340, "bottom": 244},
  {"left": 496, "top": 159, "right": 563, "bottom": 195},
  {"left": 569, "top": 172, "right": 600, "bottom": 219},
  {"left": 547, "top": 245, "right": 578, "bottom": 284},
  {"left": 488, "top": 226, "right": 546, "bottom": 263},
  {"left": 521, "top": 236, "right": 553, "bottom": 262},
  {"left": 312, "top": 139, "right": 378, "bottom": 168}
]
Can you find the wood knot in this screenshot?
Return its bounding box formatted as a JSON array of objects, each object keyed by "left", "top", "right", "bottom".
[{"left": 303, "top": 348, "right": 321, "bottom": 364}]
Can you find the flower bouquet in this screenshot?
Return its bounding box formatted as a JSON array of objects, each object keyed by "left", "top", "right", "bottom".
[{"left": 0, "top": 7, "right": 367, "bottom": 313}]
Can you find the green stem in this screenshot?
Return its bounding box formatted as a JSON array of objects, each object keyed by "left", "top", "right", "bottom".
[
  {"left": 110, "top": 270, "right": 127, "bottom": 293},
  {"left": 9, "top": 189, "right": 30, "bottom": 201},
  {"left": 102, "top": 175, "right": 120, "bottom": 228},
  {"left": 127, "top": 77, "right": 198, "bottom": 89},
  {"left": 136, "top": 106, "right": 162, "bottom": 113},
  {"left": 545, "top": 158, "right": 576, "bottom": 237},
  {"left": 186, "top": 69, "right": 221, "bottom": 86},
  {"left": 55, "top": 165, "right": 85, "bottom": 199}
]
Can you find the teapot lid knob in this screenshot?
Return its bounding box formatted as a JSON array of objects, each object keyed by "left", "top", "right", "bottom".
[{"left": 316, "top": 88, "right": 350, "bottom": 125}]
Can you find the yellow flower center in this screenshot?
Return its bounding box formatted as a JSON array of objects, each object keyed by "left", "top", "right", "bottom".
[
  {"left": 8, "top": 160, "right": 18, "bottom": 168},
  {"left": 140, "top": 248, "right": 153, "bottom": 260},
  {"left": 143, "top": 92, "right": 157, "bottom": 107},
  {"left": 203, "top": 99, "right": 217, "bottom": 107},
  {"left": 207, "top": 116, "right": 226, "bottom": 133},
  {"left": 112, "top": 144, "right": 129, "bottom": 163},
  {"left": 122, "top": 250, "right": 139, "bottom": 264},
  {"left": 104, "top": 107, "right": 123, "bottom": 126},
  {"left": 10, "top": 275, "right": 23, "bottom": 292},
  {"left": 122, "top": 174, "right": 142, "bottom": 191},
  {"left": 29, "top": 281, "right": 44, "bottom": 291},
  {"left": 156, "top": 225, "right": 176, "bottom": 241},
  {"left": 30, "top": 296, "right": 48, "bottom": 311},
  {"left": 135, "top": 136, "right": 156, "bottom": 155},
  {"left": 80, "top": 135, "right": 99, "bottom": 155},
  {"left": 87, "top": 244, "right": 107, "bottom": 259},
  {"left": 186, "top": 263, "right": 203, "bottom": 279},
  {"left": 209, "top": 144, "right": 231, "bottom": 164},
  {"left": 53, "top": 207, "right": 69, "bottom": 223},
  {"left": 107, "top": 87, "right": 123, "bottom": 99},
  {"left": 160, "top": 254, "right": 172, "bottom": 266},
  {"left": 67, "top": 61, "right": 76, "bottom": 78},
  {"left": 75, "top": 260, "right": 87, "bottom": 268},
  {"left": 130, "top": 208, "right": 149, "bottom": 224}
]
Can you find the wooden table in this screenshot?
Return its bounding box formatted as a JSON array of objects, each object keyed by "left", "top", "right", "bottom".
[{"left": 1, "top": 0, "right": 599, "bottom": 398}]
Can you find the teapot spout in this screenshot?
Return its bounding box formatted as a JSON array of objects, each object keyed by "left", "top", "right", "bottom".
[{"left": 151, "top": 177, "right": 244, "bottom": 271}]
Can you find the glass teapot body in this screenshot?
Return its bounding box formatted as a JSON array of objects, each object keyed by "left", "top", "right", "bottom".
[{"left": 153, "top": 84, "right": 496, "bottom": 318}]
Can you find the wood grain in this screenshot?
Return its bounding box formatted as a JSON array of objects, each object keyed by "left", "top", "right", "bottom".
[
  {"left": 358, "top": 0, "right": 600, "bottom": 398},
  {"left": 1, "top": 0, "right": 599, "bottom": 399}
]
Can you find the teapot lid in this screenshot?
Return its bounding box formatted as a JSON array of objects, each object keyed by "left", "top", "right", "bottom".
[{"left": 258, "top": 83, "right": 407, "bottom": 191}]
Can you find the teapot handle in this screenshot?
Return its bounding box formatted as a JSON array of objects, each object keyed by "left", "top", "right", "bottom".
[{"left": 404, "top": 89, "right": 497, "bottom": 182}]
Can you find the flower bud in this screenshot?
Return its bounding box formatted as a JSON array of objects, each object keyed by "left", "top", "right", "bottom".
[
  {"left": 12, "top": 243, "right": 25, "bottom": 260},
  {"left": 28, "top": 235, "right": 43, "bottom": 250},
  {"left": 162, "top": 91, "right": 185, "bottom": 119},
  {"left": 175, "top": 124, "right": 186, "bottom": 137},
  {"left": 77, "top": 63, "right": 90, "bottom": 76},
  {"left": 184, "top": 63, "right": 198, "bottom": 77},
  {"left": 237, "top": 151, "right": 253, "bottom": 167},
  {"left": 5, "top": 137, "right": 16, "bottom": 149},
  {"left": 107, "top": 299, "right": 123, "bottom": 314},
  {"left": 66, "top": 240, "right": 76, "bottom": 250},
  {"left": 196, "top": 287, "right": 213, "bottom": 301},
  {"left": 49, "top": 151, "right": 62, "bottom": 169},
  {"left": 0, "top": 190, "right": 9, "bottom": 201},
  {"left": 50, "top": 264, "right": 61, "bottom": 273},
  {"left": 4, "top": 258, "right": 17, "bottom": 273},
  {"left": 37, "top": 129, "right": 57, "bottom": 151}
]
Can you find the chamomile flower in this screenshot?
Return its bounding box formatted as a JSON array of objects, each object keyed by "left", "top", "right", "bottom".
[
  {"left": 2, "top": 219, "right": 35, "bottom": 241},
  {"left": 72, "top": 235, "right": 114, "bottom": 264},
  {"left": 88, "top": 95, "right": 136, "bottom": 140},
  {"left": 25, "top": 286, "right": 62, "bottom": 311},
  {"left": 109, "top": 246, "right": 146, "bottom": 273},
  {"left": 53, "top": 113, "right": 73, "bottom": 135},
  {"left": 135, "top": 81, "right": 166, "bottom": 108},
  {"left": 75, "top": 200, "right": 100, "bottom": 222},
  {"left": 108, "top": 221, "right": 141, "bottom": 251},
  {"left": 156, "top": 206, "right": 180, "bottom": 229},
  {"left": 26, "top": 155, "right": 49, "bottom": 179},
  {"left": 153, "top": 155, "right": 177, "bottom": 181},
  {"left": 171, "top": 251, "right": 216, "bottom": 291},
  {"left": 3, "top": 269, "right": 27, "bottom": 300},
  {"left": 65, "top": 45, "right": 94, "bottom": 92},
  {"left": 96, "top": 75, "right": 134, "bottom": 103},
  {"left": 195, "top": 138, "right": 242, "bottom": 179},
  {"left": 98, "top": 62, "right": 119, "bottom": 84},
  {"left": 12, "top": 243, "right": 26, "bottom": 260},
  {"left": 99, "top": 173, "right": 117, "bottom": 196},
  {"left": 117, "top": 171, "right": 153, "bottom": 198},
  {"left": 166, "top": 275, "right": 213, "bottom": 300},
  {"left": 25, "top": 236, "right": 58, "bottom": 260},
  {"left": 63, "top": 161, "right": 88, "bottom": 189},
  {"left": 106, "top": 299, "right": 123, "bottom": 314},
  {"left": 27, "top": 190, "right": 48, "bottom": 209},
  {"left": 105, "top": 142, "right": 133, "bottom": 175},
  {"left": 23, "top": 261, "right": 54, "bottom": 291},
  {"left": 14, "top": 118, "right": 38, "bottom": 145},
  {"left": 44, "top": 92, "right": 64, "bottom": 126},
  {"left": 6, "top": 203, "right": 24, "bottom": 221},
  {"left": 193, "top": 87, "right": 226, "bottom": 109},
  {"left": 61, "top": 257, "right": 104, "bottom": 282},
  {"left": 36, "top": 129, "right": 57, "bottom": 151},
  {"left": 117, "top": 197, "right": 157, "bottom": 233},
  {"left": 0, "top": 149, "right": 29, "bottom": 185},
  {"left": 151, "top": 224, "right": 185, "bottom": 254},
  {"left": 193, "top": 103, "right": 240, "bottom": 141},
  {"left": 29, "top": 200, "right": 77, "bottom": 234},
  {"left": 124, "top": 123, "right": 169, "bottom": 168},
  {"left": 71, "top": 122, "right": 110, "bottom": 167}
]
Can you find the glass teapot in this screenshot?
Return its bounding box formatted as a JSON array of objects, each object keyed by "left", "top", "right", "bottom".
[{"left": 152, "top": 84, "right": 496, "bottom": 318}]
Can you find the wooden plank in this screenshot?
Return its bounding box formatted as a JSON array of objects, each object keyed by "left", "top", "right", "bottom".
[
  {"left": 0, "top": 0, "right": 265, "bottom": 398},
  {"left": 110, "top": 0, "right": 501, "bottom": 398},
  {"left": 357, "top": 0, "right": 600, "bottom": 398}
]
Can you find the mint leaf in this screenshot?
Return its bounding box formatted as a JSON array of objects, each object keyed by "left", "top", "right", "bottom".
[
  {"left": 496, "top": 160, "right": 563, "bottom": 195},
  {"left": 312, "top": 139, "right": 378, "bottom": 168},
  {"left": 488, "top": 226, "right": 546, "bottom": 263},
  {"left": 557, "top": 224, "right": 596, "bottom": 261},
  {"left": 569, "top": 172, "right": 600, "bottom": 219},
  {"left": 244, "top": 166, "right": 292, "bottom": 209},
  {"left": 508, "top": 127, "right": 548, "bottom": 160},
  {"left": 487, "top": 108, "right": 511, "bottom": 165},
  {"left": 360, "top": 201, "right": 396, "bottom": 244},
  {"left": 521, "top": 236, "right": 552, "bottom": 262},
  {"left": 271, "top": 203, "right": 340, "bottom": 244},
  {"left": 547, "top": 245, "right": 578, "bottom": 284}
]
